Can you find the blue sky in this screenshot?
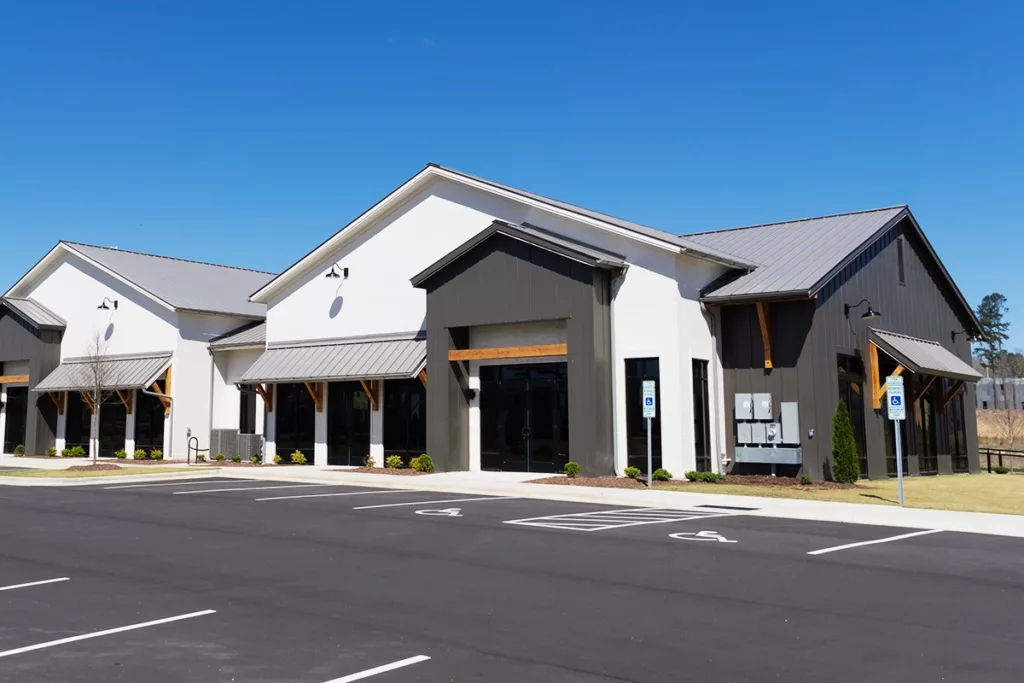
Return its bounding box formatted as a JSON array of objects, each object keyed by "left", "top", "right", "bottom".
[{"left": 2, "top": 1, "right": 1021, "bottom": 345}]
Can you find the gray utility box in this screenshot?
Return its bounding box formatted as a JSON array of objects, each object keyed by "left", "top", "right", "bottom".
[
  {"left": 734, "top": 394, "right": 753, "bottom": 420},
  {"left": 753, "top": 393, "right": 773, "bottom": 420},
  {"left": 749, "top": 422, "right": 767, "bottom": 444},
  {"left": 781, "top": 402, "right": 800, "bottom": 444},
  {"left": 766, "top": 423, "right": 782, "bottom": 444},
  {"left": 736, "top": 422, "right": 753, "bottom": 444}
]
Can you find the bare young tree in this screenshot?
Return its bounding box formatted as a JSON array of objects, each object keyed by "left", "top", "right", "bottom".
[
  {"left": 82, "top": 332, "right": 112, "bottom": 464},
  {"left": 993, "top": 351, "right": 1024, "bottom": 449}
]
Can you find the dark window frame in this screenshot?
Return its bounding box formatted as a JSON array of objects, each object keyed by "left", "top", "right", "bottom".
[
  {"left": 238, "top": 384, "right": 258, "bottom": 435},
  {"left": 625, "top": 357, "right": 661, "bottom": 472}
]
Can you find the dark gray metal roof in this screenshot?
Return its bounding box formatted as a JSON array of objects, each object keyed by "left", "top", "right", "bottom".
[
  {"left": 34, "top": 352, "right": 172, "bottom": 392},
  {"left": 870, "top": 329, "right": 982, "bottom": 382},
  {"left": 210, "top": 321, "right": 266, "bottom": 349},
  {"left": 686, "top": 207, "right": 907, "bottom": 302},
  {"left": 63, "top": 242, "right": 275, "bottom": 319},
  {"left": 411, "top": 220, "right": 627, "bottom": 288},
  {"left": 240, "top": 333, "right": 426, "bottom": 384},
  {"left": 431, "top": 165, "right": 756, "bottom": 270},
  {"left": 0, "top": 297, "right": 66, "bottom": 330}
]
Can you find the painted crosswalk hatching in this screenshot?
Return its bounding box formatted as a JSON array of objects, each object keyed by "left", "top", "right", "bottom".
[{"left": 503, "top": 507, "right": 741, "bottom": 532}]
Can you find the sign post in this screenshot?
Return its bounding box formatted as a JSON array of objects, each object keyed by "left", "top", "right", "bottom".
[
  {"left": 642, "top": 380, "right": 657, "bottom": 488},
  {"left": 886, "top": 375, "right": 906, "bottom": 506}
]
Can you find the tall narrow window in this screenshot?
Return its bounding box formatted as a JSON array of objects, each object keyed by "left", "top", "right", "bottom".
[
  {"left": 239, "top": 385, "right": 258, "bottom": 435},
  {"left": 692, "top": 359, "right": 712, "bottom": 473},
  {"left": 625, "top": 358, "right": 661, "bottom": 472},
  {"left": 896, "top": 235, "right": 906, "bottom": 286}
]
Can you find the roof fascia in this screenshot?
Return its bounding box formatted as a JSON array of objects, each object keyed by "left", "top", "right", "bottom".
[{"left": 805, "top": 209, "right": 908, "bottom": 299}]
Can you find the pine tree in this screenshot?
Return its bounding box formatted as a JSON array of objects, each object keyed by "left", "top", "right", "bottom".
[{"left": 832, "top": 399, "right": 860, "bottom": 484}]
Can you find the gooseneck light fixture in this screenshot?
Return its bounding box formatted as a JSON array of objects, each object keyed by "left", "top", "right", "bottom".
[
  {"left": 325, "top": 265, "right": 349, "bottom": 279},
  {"left": 97, "top": 297, "right": 118, "bottom": 311},
  {"left": 844, "top": 299, "right": 881, "bottom": 320}
]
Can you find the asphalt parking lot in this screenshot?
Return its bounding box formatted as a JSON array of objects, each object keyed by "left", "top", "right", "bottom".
[{"left": 2, "top": 478, "right": 1024, "bottom": 682}]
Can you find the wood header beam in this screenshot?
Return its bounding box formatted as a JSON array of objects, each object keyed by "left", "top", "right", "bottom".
[
  {"left": 448, "top": 343, "right": 568, "bottom": 362},
  {"left": 418, "top": 369, "right": 427, "bottom": 388},
  {"left": 909, "top": 375, "right": 937, "bottom": 405},
  {"left": 254, "top": 383, "right": 273, "bottom": 412},
  {"left": 304, "top": 381, "right": 324, "bottom": 412},
  {"left": 115, "top": 389, "right": 134, "bottom": 414},
  {"left": 359, "top": 379, "right": 379, "bottom": 411},
  {"left": 0, "top": 375, "right": 30, "bottom": 384},
  {"left": 48, "top": 392, "right": 65, "bottom": 415},
  {"left": 940, "top": 380, "right": 966, "bottom": 409},
  {"left": 755, "top": 302, "right": 772, "bottom": 370}
]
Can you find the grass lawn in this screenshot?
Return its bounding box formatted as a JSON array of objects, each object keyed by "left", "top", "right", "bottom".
[
  {"left": 0, "top": 467, "right": 197, "bottom": 479},
  {"left": 663, "top": 473, "right": 1024, "bottom": 516}
]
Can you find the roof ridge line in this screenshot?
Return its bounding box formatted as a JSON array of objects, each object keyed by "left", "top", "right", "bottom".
[
  {"left": 682, "top": 205, "right": 908, "bottom": 237},
  {"left": 61, "top": 241, "right": 276, "bottom": 276}
]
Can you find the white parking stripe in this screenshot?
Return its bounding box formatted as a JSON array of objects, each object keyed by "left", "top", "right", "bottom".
[
  {"left": 807, "top": 529, "right": 945, "bottom": 555},
  {"left": 504, "top": 507, "right": 740, "bottom": 532},
  {"left": 0, "top": 577, "right": 70, "bottom": 592},
  {"left": 104, "top": 479, "right": 230, "bottom": 490},
  {"left": 174, "top": 484, "right": 340, "bottom": 495},
  {"left": 324, "top": 654, "right": 431, "bottom": 682},
  {"left": 255, "top": 489, "right": 416, "bottom": 502},
  {"left": 0, "top": 609, "right": 216, "bottom": 659},
  {"left": 353, "top": 495, "right": 519, "bottom": 510}
]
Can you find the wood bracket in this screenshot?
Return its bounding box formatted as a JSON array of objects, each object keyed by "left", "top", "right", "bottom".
[
  {"left": 418, "top": 369, "right": 427, "bottom": 388},
  {"left": 80, "top": 391, "right": 95, "bottom": 412},
  {"left": 254, "top": 384, "right": 273, "bottom": 412},
  {"left": 909, "top": 375, "right": 937, "bottom": 405},
  {"left": 48, "top": 391, "right": 65, "bottom": 415},
  {"left": 870, "top": 342, "right": 905, "bottom": 409},
  {"left": 359, "top": 379, "right": 380, "bottom": 411},
  {"left": 304, "top": 381, "right": 324, "bottom": 412},
  {"left": 755, "top": 302, "right": 772, "bottom": 370},
  {"left": 115, "top": 389, "right": 134, "bottom": 414},
  {"left": 940, "top": 380, "right": 966, "bottom": 410}
]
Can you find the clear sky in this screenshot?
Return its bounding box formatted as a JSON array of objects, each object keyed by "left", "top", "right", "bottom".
[{"left": 2, "top": 1, "right": 1021, "bottom": 345}]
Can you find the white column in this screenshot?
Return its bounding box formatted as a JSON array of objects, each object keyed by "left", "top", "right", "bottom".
[
  {"left": 369, "top": 381, "right": 384, "bottom": 467},
  {"left": 124, "top": 390, "right": 136, "bottom": 457},
  {"left": 0, "top": 384, "right": 8, "bottom": 455},
  {"left": 55, "top": 393, "right": 67, "bottom": 454},
  {"left": 468, "top": 364, "right": 481, "bottom": 471},
  {"left": 89, "top": 404, "right": 100, "bottom": 459},
  {"left": 314, "top": 383, "right": 328, "bottom": 466},
  {"left": 263, "top": 386, "right": 276, "bottom": 463}
]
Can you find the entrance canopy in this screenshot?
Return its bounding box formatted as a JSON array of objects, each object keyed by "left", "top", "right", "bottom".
[
  {"left": 240, "top": 334, "right": 426, "bottom": 384},
  {"left": 34, "top": 352, "right": 172, "bottom": 392},
  {"left": 870, "top": 329, "right": 982, "bottom": 383}
]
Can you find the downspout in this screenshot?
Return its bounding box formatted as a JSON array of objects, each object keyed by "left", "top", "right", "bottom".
[
  {"left": 700, "top": 303, "right": 724, "bottom": 474},
  {"left": 141, "top": 384, "right": 173, "bottom": 462}
]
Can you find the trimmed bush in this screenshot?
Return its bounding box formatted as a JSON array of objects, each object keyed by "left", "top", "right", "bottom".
[
  {"left": 800, "top": 474, "right": 813, "bottom": 485},
  {"left": 410, "top": 454, "right": 435, "bottom": 473},
  {"left": 385, "top": 454, "right": 404, "bottom": 469},
  {"left": 685, "top": 470, "right": 722, "bottom": 483},
  {"left": 623, "top": 466, "right": 642, "bottom": 480},
  {"left": 291, "top": 451, "right": 308, "bottom": 465},
  {"left": 993, "top": 466, "right": 1010, "bottom": 474},
  {"left": 231, "top": 455, "right": 242, "bottom": 463},
  {"left": 832, "top": 399, "right": 860, "bottom": 484},
  {"left": 71, "top": 446, "right": 87, "bottom": 458},
  {"left": 250, "top": 455, "right": 261, "bottom": 464},
  {"left": 363, "top": 454, "right": 376, "bottom": 468},
  {"left": 133, "top": 449, "right": 147, "bottom": 460},
  {"left": 564, "top": 461, "right": 581, "bottom": 478},
  {"left": 196, "top": 454, "right": 206, "bottom": 462},
  {"left": 273, "top": 454, "right": 284, "bottom": 464},
  {"left": 149, "top": 450, "right": 163, "bottom": 461},
  {"left": 214, "top": 453, "right": 226, "bottom": 462},
  {"left": 13, "top": 444, "right": 25, "bottom": 456},
  {"left": 114, "top": 449, "right": 127, "bottom": 459},
  {"left": 652, "top": 468, "right": 673, "bottom": 482},
  {"left": 47, "top": 447, "right": 57, "bottom": 456}
]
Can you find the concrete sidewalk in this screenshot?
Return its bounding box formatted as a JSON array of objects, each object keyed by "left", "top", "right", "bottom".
[{"left": 4, "top": 455, "right": 1024, "bottom": 539}]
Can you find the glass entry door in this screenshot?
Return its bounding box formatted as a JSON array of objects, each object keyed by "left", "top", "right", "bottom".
[
  {"left": 2, "top": 386, "right": 28, "bottom": 454},
  {"left": 480, "top": 363, "right": 568, "bottom": 473},
  {"left": 98, "top": 399, "right": 126, "bottom": 458},
  {"left": 327, "top": 381, "right": 371, "bottom": 466}
]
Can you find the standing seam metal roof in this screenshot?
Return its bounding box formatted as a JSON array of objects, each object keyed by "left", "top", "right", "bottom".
[
  {"left": 870, "top": 329, "right": 982, "bottom": 382},
  {"left": 210, "top": 321, "right": 267, "bottom": 349},
  {"left": 0, "top": 297, "right": 66, "bottom": 329},
  {"left": 33, "top": 352, "right": 172, "bottom": 392},
  {"left": 240, "top": 336, "right": 426, "bottom": 383},
  {"left": 63, "top": 242, "right": 275, "bottom": 318},
  {"left": 684, "top": 207, "right": 907, "bottom": 301}
]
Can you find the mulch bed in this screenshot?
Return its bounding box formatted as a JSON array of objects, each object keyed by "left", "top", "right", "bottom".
[
  {"left": 123, "top": 459, "right": 187, "bottom": 465},
  {"left": 531, "top": 474, "right": 861, "bottom": 490},
  {"left": 195, "top": 461, "right": 265, "bottom": 467},
  {"left": 722, "top": 474, "right": 859, "bottom": 490},
  {"left": 66, "top": 463, "right": 122, "bottom": 472},
  {"left": 336, "top": 467, "right": 431, "bottom": 476},
  {"left": 531, "top": 475, "right": 671, "bottom": 489}
]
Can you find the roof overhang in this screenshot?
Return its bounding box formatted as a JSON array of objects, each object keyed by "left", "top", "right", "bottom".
[
  {"left": 239, "top": 334, "right": 426, "bottom": 384},
  {"left": 33, "top": 352, "right": 173, "bottom": 393},
  {"left": 870, "top": 329, "right": 982, "bottom": 383}
]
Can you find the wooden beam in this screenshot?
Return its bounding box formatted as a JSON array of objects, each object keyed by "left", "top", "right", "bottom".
[
  {"left": 359, "top": 379, "right": 379, "bottom": 411},
  {"left": 0, "top": 375, "right": 30, "bottom": 384},
  {"left": 874, "top": 363, "right": 905, "bottom": 409},
  {"left": 909, "top": 375, "right": 937, "bottom": 405},
  {"left": 80, "top": 391, "right": 95, "bottom": 412},
  {"left": 448, "top": 343, "right": 568, "bottom": 362},
  {"left": 870, "top": 343, "right": 881, "bottom": 409},
  {"left": 304, "top": 381, "right": 323, "bottom": 412},
  {"left": 755, "top": 302, "right": 772, "bottom": 370},
  {"left": 162, "top": 365, "right": 172, "bottom": 415},
  {"left": 115, "top": 389, "right": 133, "bottom": 414},
  {"left": 940, "top": 380, "right": 966, "bottom": 410},
  {"left": 48, "top": 392, "right": 65, "bottom": 415},
  {"left": 418, "top": 369, "right": 427, "bottom": 388},
  {"left": 254, "top": 383, "right": 273, "bottom": 412}
]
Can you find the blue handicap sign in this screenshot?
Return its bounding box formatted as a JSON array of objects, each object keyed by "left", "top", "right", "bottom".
[
  {"left": 645, "top": 397, "right": 654, "bottom": 406},
  {"left": 891, "top": 396, "right": 902, "bottom": 406}
]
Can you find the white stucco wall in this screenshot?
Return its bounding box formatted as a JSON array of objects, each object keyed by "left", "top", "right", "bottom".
[{"left": 211, "top": 347, "right": 265, "bottom": 432}]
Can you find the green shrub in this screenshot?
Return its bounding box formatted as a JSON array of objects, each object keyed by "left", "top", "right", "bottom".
[
  {"left": 273, "top": 454, "right": 284, "bottom": 464},
  {"left": 800, "top": 474, "right": 813, "bottom": 485},
  {"left": 652, "top": 468, "right": 673, "bottom": 482},
  {"left": 61, "top": 448, "right": 74, "bottom": 457},
  {"left": 363, "top": 454, "right": 376, "bottom": 468},
  {"left": 133, "top": 449, "right": 148, "bottom": 460},
  {"left": 13, "top": 444, "right": 25, "bottom": 456},
  {"left": 214, "top": 453, "right": 226, "bottom": 462},
  {"left": 685, "top": 470, "right": 722, "bottom": 483},
  {"left": 624, "top": 466, "right": 642, "bottom": 479},
  {"left": 149, "top": 450, "right": 163, "bottom": 461},
  {"left": 250, "top": 455, "right": 261, "bottom": 464},
  {"left": 410, "top": 454, "right": 435, "bottom": 473},
  {"left": 684, "top": 471, "right": 699, "bottom": 481},
  {"left": 196, "top": 453, "right": 206, "bottom": 462},
  {"left": 47, "top": 447, "right": 57, "bottom": 456},
  {"left": 291, "top": 451, "right": 308, "bottom": 465},
  {"left": 71, "top": 446, "right": 87, "bottom": 458},
  {"left": 564, "top": 461, "right": 581, "bottom": 478},
  {"left": 114, "top": 449, "right": 127, "bottom": 460},
  {"left": 993, "top": 466, "right": 1010, "bottom": 474},
  {"left": 385, "top": 454, "right": 404, "bottom": 469},
  {"left": 832, "top": 398, "right": 860, "bottom": 484},
  {"left": 231, "top": 455, "right": 242, "bottom": 463}
]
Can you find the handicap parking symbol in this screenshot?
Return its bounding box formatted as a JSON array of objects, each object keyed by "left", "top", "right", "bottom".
[
  {"left": 891, "top": 396, "right": 902, "bottom": 406},
  {"left": 645, "top": 397, "right": 654, "bottom": 406}
]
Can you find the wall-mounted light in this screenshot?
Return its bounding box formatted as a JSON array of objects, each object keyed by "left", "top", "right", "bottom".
[
  {"left": 325, "top": 265, "right": 348, "bottom": 279},
  {"left": 98, "top": 297, "right": 118, "bottom": 311},
  {"left": 952, "top": 329, "right": 980, "bottom": 343},
  {"left": 844, "top": 299, "right": 880, "bottom": 320}
]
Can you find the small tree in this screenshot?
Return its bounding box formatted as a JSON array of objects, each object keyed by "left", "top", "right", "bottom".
[
  {"left": 993, "top": 351, "right": 1024, "bottom": 448},
  {"left": 82, "top": 332, "right": 112, "bottom": 464},
  {"left": 832, "top": 399, "right": 860, "bottom": 483},
  {"left": 975, "top": 293, "right": 1009, "bottom": 375}
]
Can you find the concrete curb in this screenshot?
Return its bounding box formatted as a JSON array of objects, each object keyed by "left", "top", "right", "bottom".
[{"left": 0, "top": 470, "right": 223, "bottom": 487}]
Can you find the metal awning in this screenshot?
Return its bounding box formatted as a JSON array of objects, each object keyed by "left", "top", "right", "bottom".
[
  {"left": 870, "top": 329, "right": 982, "bottom": 382},
  {"left": 34, "top": 352, "right": 172, "bottom": 392},
  {"left": 240, "top": 334, "right": 426, "bottom": 384}
]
